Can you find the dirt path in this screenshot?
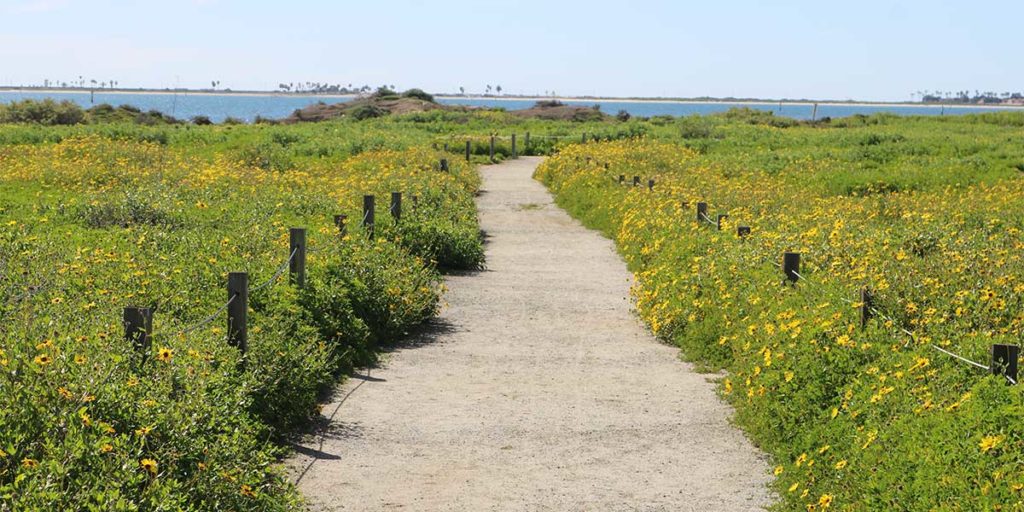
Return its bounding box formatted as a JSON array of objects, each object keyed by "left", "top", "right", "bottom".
[{"left": 290, "top": 157, "right": 772, "bottom": 511}]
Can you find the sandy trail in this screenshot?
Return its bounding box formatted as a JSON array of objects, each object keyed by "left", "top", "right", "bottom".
[{"left": 290, "top": 157, "right": 772, "bottom": 511}]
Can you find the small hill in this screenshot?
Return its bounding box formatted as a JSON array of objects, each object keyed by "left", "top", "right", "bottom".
[
  {"left": 511, "top": 100, "right": 608, "bottom": 122},
  {"left": 282, "top": 88, "right": 469, "bottom": 123}
]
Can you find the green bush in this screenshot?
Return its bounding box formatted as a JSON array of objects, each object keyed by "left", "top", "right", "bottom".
[
  {"left": 402, "top": 88, "right": 435, "bottom": 103},
  {"left": 0, "top": 99, "right": 86, "bottom": 125}
]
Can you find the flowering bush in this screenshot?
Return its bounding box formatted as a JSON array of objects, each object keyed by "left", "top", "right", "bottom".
[
  {"left": 0, "top": 132, "right": 481, "bottom": 509},
  {"left": 537, "top": 122, "right": 1024, "bottom": 510}
]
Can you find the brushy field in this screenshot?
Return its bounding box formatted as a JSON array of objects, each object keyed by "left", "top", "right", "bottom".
[
  {"left": 0, "top": 122, "right": 489, "bottom": 509},
  {"left": 537, "top": 113, "right": 1024, "bottom": 510}
]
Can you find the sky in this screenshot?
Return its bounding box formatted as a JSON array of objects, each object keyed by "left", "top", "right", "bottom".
[{"left": 0, "top": 0, "right": 1020, "bottom": 101}]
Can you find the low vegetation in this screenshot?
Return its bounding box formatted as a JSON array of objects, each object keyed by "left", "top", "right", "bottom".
[
  {"left": 5, "top": 101, "right": 1023, "bottom": 509},
  {"left": 536, "top": 113, "right": 1024, "bottom": 510},
  {"left": 0, "top": 127, "right": 482, "bottom": 509}
]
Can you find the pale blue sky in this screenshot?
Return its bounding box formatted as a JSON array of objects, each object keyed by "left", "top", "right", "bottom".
[{"left": 0, "top": 0, "right": 1019, "bottom": 101}]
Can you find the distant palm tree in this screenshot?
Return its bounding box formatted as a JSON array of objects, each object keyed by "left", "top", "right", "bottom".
[
  {"left": 459, "top": 86, "right": 465, "bottom": 95},
  {"left": 496, "top": 85, "right": 502, "bottom": 95}
]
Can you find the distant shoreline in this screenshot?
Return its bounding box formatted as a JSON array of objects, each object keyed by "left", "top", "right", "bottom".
[{"left": 1, "top": 87, "right": 1022, "bottom": 110}]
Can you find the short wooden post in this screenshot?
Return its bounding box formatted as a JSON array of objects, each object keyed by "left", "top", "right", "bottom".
[
  {"left": 511, "top": 134, "right": 517, "bottom": 159},
  {"left": 737, "top": 225, "right": 751, "bottom": 238},
  {"left": 489, "top": 135, "right": 495, "bottom": 162},
  {"left": 783, "top": 252, "right": 801, "bottom": 284},
  {"left": 632, "top": 176, "right": 640, "bottom": 187},
  {"left": 441, "top": 158, "right": 449, "bottom": 172},
  {"left": 227, "top": 272, "right": 248, "bottom": 355},
  {"left": 390, "top": 191, "right": 402, "bottom": 222},
  {"left": 333, "top": 214, "right": 347, "bottom": 237},
  {"left": 582, "top": 133, "right": 587, "bottom": 144},
  {"left": 465, "top": 140, "right": 471, "bottom": 162},
  {"left": 363, "top": 195, "right": 375, "bottom": 239},
  {"left": 717, "top": 214, "right": 728, "bottom": 230},
  {"left": 289, "top": 228, "right": 306, "bottom": 288},
  {"left": 647, "top": 179, "right": 655, "bottom": 191},
  {"left": 991, "top": 344, "right": 1020, "bottom": 384},
  {"left": 123, "top": 306, "right": 152, "bottom": 360},
  {"left": 859, "top": 287, "right": 872, "bottom": 329},
  {"left": 696, "top": 202, "right": 708, "bottom": 222},
  {"left": 618, "top": 174, "right": 625, "bottom": 185},
  {"left": 525, "top": 132, "right": 530, "bottom": 152}
]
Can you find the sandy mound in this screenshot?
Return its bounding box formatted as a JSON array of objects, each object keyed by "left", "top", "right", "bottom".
[{"left": 511, "top": 100, "right": 608, "bottom": 121}]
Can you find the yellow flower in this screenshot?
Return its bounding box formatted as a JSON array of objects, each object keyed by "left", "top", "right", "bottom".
[
  {"left": 21, "top": 458, "right": 39, "bottom": 468},
  {"left": 835, "top": 460, "right": 848, "bottom": 470},
  {"left": 34, "top": 354, "right": 53, "bottom": 366},
  {"left": 74, "top": 354, "right": 87, "bottom": 364},
  {"left": 788, "top": 482, "right": 800, "bottom": 492},
  {"left": 156, "top": 347, "right": 174, "bottom": 363},
  {"left": 240, "top": 484, "right": 256, "bottom": 497},
  {"left": 140, "top": 458, "right": 158, "bottom": 475},
  {"left": 784, "top": 371, "right": 794, "bottom": 383},
  {"left": 774, "top": 465, "right": 784, "bottom": 476},
  {"left": 818, "top": 494, "right": 834, "bottom": 508},
  {"left": 100, "top": 444, "right": 113, "bottom": 454},
  {"left": 979, "top": 435, "right": 1005, "bottom": 453}
]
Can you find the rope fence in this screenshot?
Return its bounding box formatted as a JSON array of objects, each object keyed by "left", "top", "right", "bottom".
[
  {"left": 595, "top": 156, "right": 1022, "bottom": 386},
  {"left": 115, "top": 171, "right": 444, "bottom": 367}
]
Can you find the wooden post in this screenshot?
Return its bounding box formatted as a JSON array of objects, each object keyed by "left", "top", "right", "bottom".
[
  {"left": 440, "top": 158, "right": 449, "bottom": 172},
  {"left": 511, "top": 134, "right": 517, "bottom": 159},
  {"left": 737, "top": 225, "right": 751, "bottom": 238},
  {"left": 123, "top": 306, "right": 152, "bottom": 360},
  {"left": 991, "top": 344, "right": 1020, "bottom": 384},
  {"left": 289, "top": 228, "right": 306, "bottom": 288},
  {"left": 717, "top": 214, "right": 728, "bottom": 230},
  {"left": 465, "top": 140, "right": 471, "bottom": 162},
  {"left": 390, "top": 191, "right": 402, "bottom": 222},
  {"left": 227, "top": 272, "right": 248, "bottom": 355},
  {"left": 333, "top": 214, "right": 347, "bottom": 237},
  {"left": 647, "top": 179, "right": 655, "bottom": 191},
  {"left": 525, "top": 132, "right": 530, "bottom": 153},
  {"left": 618, "top": 174, "right": 625, "bottom": 185},
  {"left": 582, "top": 133, "right": 587, "bottom": 144},
  {"left": 859, "top": 287, "right": 872, "bottom": 329},
  {"left": 696, "top": 202, "right": 708, "bottom": 222},
  {"left": 363, "top": 195, "right": 375, "bottom": 239},
  {"left": 489, "top": 135, "right": 495, "bottom": 162},
  {"left": 783, "top": 252, "right": 801, "bottom": 284},
  {"left": 632, "top": 176, "right": 640, "bottom": 187}
]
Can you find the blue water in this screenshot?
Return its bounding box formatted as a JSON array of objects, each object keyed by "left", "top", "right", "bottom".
[{"left": 0, "top": 90, "right": 1016, "bottom": 123}]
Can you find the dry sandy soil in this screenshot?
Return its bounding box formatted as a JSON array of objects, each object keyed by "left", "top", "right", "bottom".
[{"left": 289, "top": 157, "right": 773, "bottom": 511}]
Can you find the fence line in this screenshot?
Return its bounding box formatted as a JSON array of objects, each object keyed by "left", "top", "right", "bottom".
[{"left": 601, "top": 159, "right": 1020, "bottom": 385}]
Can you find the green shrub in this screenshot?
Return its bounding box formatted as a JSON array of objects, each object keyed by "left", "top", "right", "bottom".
[
  {"left": 349, "top": 104, "right": 387, "bottom": 121},
  {"left": 402, "top": 88, "right": 435, "bottom": 102},
  {"left": 0, "top": 99, "right": 85, "bottom": 125}
]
